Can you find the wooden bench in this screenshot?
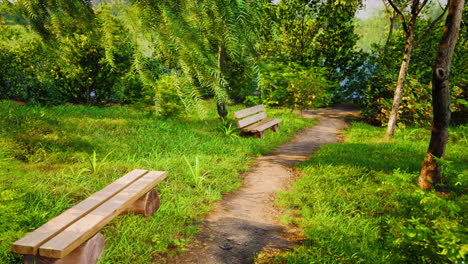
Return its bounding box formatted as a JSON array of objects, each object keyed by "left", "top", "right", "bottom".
[
  {"left": 12, "top": 169, "right": 166, "bottom": 264},
  {"left": 233, "top": 104, "right": 282, "bottom": 138}
]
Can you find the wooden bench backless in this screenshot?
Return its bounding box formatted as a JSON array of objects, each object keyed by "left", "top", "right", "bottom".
[
  {"left": 233, "top": 104, "right": 281, "bottom": 138},
  {"left": 12, "top": 169, "right": 166, "bottom": 264}
]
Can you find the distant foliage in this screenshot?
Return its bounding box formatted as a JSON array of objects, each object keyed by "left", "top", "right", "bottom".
[
  {"left": 251, "top": 63, "right": 334, "bottom": 109},
  {"left": 257, "top": 0, "right": 363, "bottom": 104},
  {"left": 0, "top": 3, "right": 143, "bottom": 105},
  {"left": 355, "top": 5, "right": 467, "bottom": 126},
  {"left": 285, "top": 71, "right": 333, "bottom": 114},
  {"left": 362, "top": 75, "right": 466, "bottom": 127},
  {"left": 0, "top": 0, "right": 367, "bottom": 114}
]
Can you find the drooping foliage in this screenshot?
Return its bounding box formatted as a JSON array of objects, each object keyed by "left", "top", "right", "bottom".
[
  {"left": 104, "top": 0, "right": 261, "bottom": 117},
  {"left": 1, "top": 0, "right": 363, "bottom": 115},
  {"left": 0, "top": 0, "right": 142, "bottom": 105}
]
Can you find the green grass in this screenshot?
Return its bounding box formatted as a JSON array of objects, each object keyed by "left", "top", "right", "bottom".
[
  {"left": 264, "top": 122, "right": 467, "bottom": 264},
  {"left": 0, "top": 100, "right": 315, "bottom": 263}
]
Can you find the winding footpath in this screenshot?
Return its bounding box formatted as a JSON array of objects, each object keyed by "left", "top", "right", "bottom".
[{"left": 164, "top": 105, "right": 358, "bottom": 264}]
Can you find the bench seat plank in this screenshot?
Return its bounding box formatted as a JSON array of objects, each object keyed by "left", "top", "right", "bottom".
[
  {"left": 242, "top": 118, "right": 282, "bottom": 133},
  {"left": 38, "top": 171, "right": 167, "bottom": 259},
  {"left": 12, "top": 169, "right": 149, "bottom": 255},
  {"left": 233, "top": 104, "right": 265, "bottom": 119},
  {"left": 237, "top": 112, "right": 267, "bottom": 128}
]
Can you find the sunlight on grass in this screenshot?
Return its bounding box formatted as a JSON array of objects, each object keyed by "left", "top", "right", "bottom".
[
  {"left": 266, "top": 122, "right": 467, "bottom": 264},
  {"left": 0, "top": 100, "right": 314, "bottom": 263}
]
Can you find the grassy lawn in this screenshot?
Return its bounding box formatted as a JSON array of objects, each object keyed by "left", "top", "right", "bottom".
[
  {"left": 262, "top": 122, "right": 467, "bottom": 263},
  {"left": 0, "top": 100, "right": 314, "bottom": 263}
]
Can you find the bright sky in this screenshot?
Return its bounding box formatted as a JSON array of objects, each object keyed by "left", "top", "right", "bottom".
[
  {"left": 356, "top": 0, "right": 384, "bottom": 19},
  {"left": 356, "top": 0, "right": 448, "bottom": 19}
]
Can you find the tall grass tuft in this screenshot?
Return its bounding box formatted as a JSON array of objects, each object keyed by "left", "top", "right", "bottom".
[
  {"left": 86, "top": 150, "right": 113, "bottom": 175},
  {"left": 183, "top": 156, "right": 206, "bottom": 186}
]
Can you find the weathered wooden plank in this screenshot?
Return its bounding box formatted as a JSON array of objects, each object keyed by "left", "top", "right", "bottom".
[
  {"left": 242, "top": 118, "right": 281, "bottom": 133},
  {"left": 38, "top": 171, "right": 167, "bottom": 259},
  {"left": 233, "top": 104, "right": 265, "bottom": 119},
  {"left": 237, "top": 112, "right": 267, "bottom": 128},
  {"left": 12, "top": 169, "right": 149, "bottom": 255}
]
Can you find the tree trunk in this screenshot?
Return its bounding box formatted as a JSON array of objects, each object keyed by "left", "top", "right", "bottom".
[
  {"left": 385, "top": 33, "right": 414, "bottom": 139},
  {"left": 382, "top": 14, "right": 395, "bottom": 58},
  {"left": 217, "top": 44, "right": 228, "bottom": 119},
  {"left": 385, "top": 0, "right": 435, "bottom": 139},
  {"left": 419, "top": 0, "right": 464, "bottom": 190}
]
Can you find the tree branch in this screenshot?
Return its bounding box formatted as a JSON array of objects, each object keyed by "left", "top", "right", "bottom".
[
  {"left": 387, "top": 0, "right": 408, "bottom": 33},
  {"left": 416, "top": 0, "right": 430, "bottom": 16},
  {"left": 381, "top": 0, "right": 390, "bottom": 14},
  {"left": 414, "top": 3, "right": 449, "bottom": 47}
]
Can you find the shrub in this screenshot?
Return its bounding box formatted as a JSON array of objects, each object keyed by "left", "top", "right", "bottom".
[
  {"left": 254, "top": 62, "right": 335, "bottom": 110},
  {"left": 153, "top": 73, "right": 201, "bottom": 117},
  {"left": 361, "top": 75, "right": 466, "bottom": 127}
]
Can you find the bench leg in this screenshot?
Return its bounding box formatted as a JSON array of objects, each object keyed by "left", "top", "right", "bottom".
[
  {"left": 124, "top": 189, "right": 160, "bottom": 217},
  {"left": 271, "top": 124, "right": 279, "bottom": 132},
  {"left": 24, "top": 232, "right": 105, "bottom": 264},
  {"left": 255, "top": 131, "right": 265, "bottom": 139}
]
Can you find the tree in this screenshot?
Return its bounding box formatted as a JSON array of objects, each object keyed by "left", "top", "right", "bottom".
[
  {"left": 384, "top": 0, "right": 447, "bottom": 139},
  {"left": 187, "top": 0, "right": 260, "bottom": 118},
  {"left": 5, "top": 0, "right": 140, "bottom": 105},
  {"left": 116, "top": 0, "right": 259, "bottom": 118},
  {"left": 255, "top": 0, "right": 362, "bottom": 104},
  {"left": 418, "top": 0, "right": 464, "bottom": 190},
  {"left": 8, "top": 0, "right": 258, "bottom": 116}
]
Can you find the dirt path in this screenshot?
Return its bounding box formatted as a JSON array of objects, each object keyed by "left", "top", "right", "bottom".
[{"left": 163, "top": 105, "right": 358, "bottom": 264}]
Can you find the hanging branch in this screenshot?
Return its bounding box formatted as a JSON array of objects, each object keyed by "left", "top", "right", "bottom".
[
  {"left": 387, "top": 0, "right": 408, "bottom": 34},
  {"left": 416, "top": 0, "right": 430, "bottom": 16}
]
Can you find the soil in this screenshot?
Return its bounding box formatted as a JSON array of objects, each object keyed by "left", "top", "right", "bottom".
[{"left": 160, "top": 105, "right": 359, "bottom": 264}]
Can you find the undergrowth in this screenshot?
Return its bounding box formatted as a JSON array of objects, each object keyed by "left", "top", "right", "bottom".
[
  {"left": 262, "top": 122, "right": 467, "bottom": 264},
  {"left": 0, "top": 100, "right": 314, "bottom": 263}
]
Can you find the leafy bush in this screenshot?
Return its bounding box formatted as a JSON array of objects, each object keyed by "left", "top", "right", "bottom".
[
  {"left": 361, "top": 75, "right": 466, "bottom": 127},
  {"left": 0, "top": 5, "right": 144, "bottom": 106},
  {"left": 254, "top": 62, "right": 334, "bottom": 109},
  {"left": 284, "top": 67, "right": 334, "bottom": 114},
  {"left": 153, "top": 73, "right": 202, "bottom": 117},
  {"left": 389, "top": 188, "right": 467, "bottom": 263}
]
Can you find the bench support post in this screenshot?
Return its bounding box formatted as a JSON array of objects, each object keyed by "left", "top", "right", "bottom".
[
  {"left": 124, "top": 189, "right": 160, "bottom": 217},
  {"left": 256, "top": 131, "right": 265, "bottom": 139},
  {"left": 272, "top": 124, "right": 279, "bottom": 132},
  {"left": 24, "top": 233, "right": 105, "bottom": 264}
]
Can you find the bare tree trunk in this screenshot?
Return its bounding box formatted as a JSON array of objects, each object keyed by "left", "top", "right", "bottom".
[
  {"left": 385, "top": 0, "right": 437, "bottom": 139},
  {"left": 217, "top": 44, "right": 228, "bottom": 119},
  {"left": 419, "top": 0, "right": 464, "bottom": 190},
  {"left": 385, "top": 34, "right": 414, "bottom": 139}
]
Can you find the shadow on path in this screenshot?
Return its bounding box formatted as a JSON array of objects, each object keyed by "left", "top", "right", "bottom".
[{"left": 161, "top": 105, "right": 359, "bottom": 264}]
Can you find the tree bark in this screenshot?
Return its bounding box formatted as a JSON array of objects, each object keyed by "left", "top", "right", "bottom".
[
  {"left": 385, "top": 0, "right": 435, "bottom": 139},
  {"left": 385, "top": 31, "right": 414, "bottom": 139},
  {"left": 217, "top": 44, "right": 228, "bottom": 119},
  {"left": 419, "top": 0, "right": 464, "bottom": 190}
]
